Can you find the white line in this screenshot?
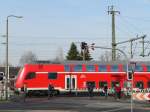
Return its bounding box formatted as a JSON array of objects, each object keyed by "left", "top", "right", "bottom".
[
  {"left": 101, "top": 107, "right": 127, "bottom": 112},
  {"left": 58, "top": 72, "right": 126, "bottom": 74},
  {"left": 36, "top": 72, "right": 48, "bottom": 74},
  {"left": 36, "top": 71, "right": 150, "bottom": 74}
]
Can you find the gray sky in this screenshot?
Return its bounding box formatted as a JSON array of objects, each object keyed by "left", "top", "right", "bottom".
[{"left": 0, "top": 0, "right": 150, "bottom": 65}]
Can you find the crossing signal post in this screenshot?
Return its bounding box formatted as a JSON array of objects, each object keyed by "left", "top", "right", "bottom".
[
  {"left": 127, "top": 71, "right": 133, "bottom": 80},
  {"left": 128, "top": 62, "right": 136, "bottom": 112}
]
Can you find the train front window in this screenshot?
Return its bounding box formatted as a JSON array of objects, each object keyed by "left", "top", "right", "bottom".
[
  {"left": 135, "top": 65, "right": 143, "bottom": 72},
  {"left": 98, "top": 65, "right": 107, "bottom": 72},
  {"left": 86, "top": 65, "right": 95, "bottom": 72},
  {"left": 136, "top": 81, "right": 144, "bottom": 89},
  {"left": 111, "top": 65, "right": 119, "bottom": 72},
  {"left": 25, "top": 72, "right": 36, "bottom": 80},
  {"left": 74, "top": 65, "right": 82, "bottom": 72},
  {"left": 65, "top": 65, "right": 70, "bottom": 72},
  {"left": 48, "top": 72, "right": 57, "bottom": 79}
]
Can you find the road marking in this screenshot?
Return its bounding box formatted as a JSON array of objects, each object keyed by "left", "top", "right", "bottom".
[{"left": 101, "top": 107, "right": 127, "bottom": 112}]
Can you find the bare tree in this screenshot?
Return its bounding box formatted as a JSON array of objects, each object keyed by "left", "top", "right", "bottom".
[
  {"left": 19, "top": 51, "right": 37, "bottom": 66},
  {"left": 99, "top": 51, "right": 122, "bottom": 62},
  {"left": 1, "top": 61, "right": 13, "bottom": 67},
  {"left": 53, "top": 47, "right": 64, "bottom": 63},
  {"left": 99, "top": 51, "right": 111, "bottom": 62}
]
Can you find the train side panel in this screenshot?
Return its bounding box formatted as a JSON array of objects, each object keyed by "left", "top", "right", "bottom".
[{"left": 15, "top": 63, "right": 150, "bottom": 93}]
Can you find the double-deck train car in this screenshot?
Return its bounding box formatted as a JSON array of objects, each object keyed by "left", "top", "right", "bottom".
[{"left": 15, "top": 62, "right": 150, "bottom": 94}]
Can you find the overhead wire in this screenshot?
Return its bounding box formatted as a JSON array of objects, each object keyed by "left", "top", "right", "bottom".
[
  {"left": 120, "top": 15, "right": 150, "bottom": 22},
  {"left": 118, "top": 15, "right": 144, "bottom": 35}
]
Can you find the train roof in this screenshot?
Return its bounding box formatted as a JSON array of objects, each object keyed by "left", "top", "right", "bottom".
[{"left": 29, "top": 60, "right": 150, "bottom": 65}]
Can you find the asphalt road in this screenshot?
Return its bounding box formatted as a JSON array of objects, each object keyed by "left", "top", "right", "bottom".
[{"left": 0, "top": 96, "right": 150, "bottom": 112}]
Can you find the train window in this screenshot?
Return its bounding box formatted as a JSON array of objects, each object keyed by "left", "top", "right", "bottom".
[
  {"left": 86, "top": 65, "right": 95, "bottom": 72},
  {"left": 98, "top": 65, "right": 107, "bottom": 72},
  {"left": 25, "top": 72, "right": 36, "bottom": 80},
  {"left": 111, "top": 65, "right": 119, "bottom": 72},
  {"left": 99, "top": 81, "right": 107, "bottom": 88},
  {"left": 147, "top": 66, "right": 150, "bottom": 72},
  {"left": 0, "top": 72, "right": 4, "bottom": 81},
  {"left": 72, "top": 78, "right": 75, "bottom": 89},
  {"left": 135, "top": 65, "right": 143, "bottom": 72},
  {"left": 136, "top": 81, "right": 144, "bottom": 89},
  {"left": 147, "top": 82, "right": 150, "bottom": 88},
  {"left": 111, "top": 81, "right": 119, "bottom": 88},
  {"left": 66, "top": 78, "right": 70, "bottom": 89},
  {"left": 65, "top": 65, "right": 70, "bottom": 72},
  {"left": 86, "top": 81, "right": 95, "bottom": 88},
  {"left": 48, "top": 72, "right": 57, "bottom": 79},
  {"left": 74, "top": 65, "right": 82, "bottom": 72}
]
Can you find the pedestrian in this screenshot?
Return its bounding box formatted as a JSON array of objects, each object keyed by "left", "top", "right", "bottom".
[
  {"left": 87, "top": 83, "right": 94, "bottom": 98},
  {"left": 115, "top": 84, "right": 121, "bottom": 100},
  {"left": 48, "top": 83, "right": 54, "bottom": 99},
  {"left": 103, "top": 84, "right": 108, "bottom": 99},
  {"left": 21, "top": 83, "right": 27, "bottom": 102}
]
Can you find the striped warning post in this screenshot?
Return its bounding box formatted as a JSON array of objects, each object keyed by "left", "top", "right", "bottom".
[{"left": 133, "top": 93, "right": 150, "bottom": 100}]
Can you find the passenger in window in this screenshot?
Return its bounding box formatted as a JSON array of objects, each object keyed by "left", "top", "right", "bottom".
[
  {"left": 48, "top": 83, "right": 54, "bottom": 99},
  {"left": 87, "top": 83, "right": 94, "bottom": 98},
  {"left": 139, "top": 83, "right": 143, "bottom": 89},
  {"left": 103, "top": 84, "right": 108, "bottom": 99},
  {"left": 114, "top": 84, "right": 121, "bottom": 100}
]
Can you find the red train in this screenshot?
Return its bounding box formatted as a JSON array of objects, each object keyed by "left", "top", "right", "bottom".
[{"left": 15, "top": 62, "right": 150, "bottom": 94}]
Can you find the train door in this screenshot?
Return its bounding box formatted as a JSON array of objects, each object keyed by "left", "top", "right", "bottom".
[{"left": 65, "top": 75, "right": 77, "bottom": 90}]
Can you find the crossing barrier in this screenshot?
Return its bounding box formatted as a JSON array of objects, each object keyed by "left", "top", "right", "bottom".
[{"left": 132, "top": 93, "right": 150, "bottom": 100}]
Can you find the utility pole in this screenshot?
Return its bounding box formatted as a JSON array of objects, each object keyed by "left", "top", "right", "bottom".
[{"left": 108, "top": 6, "right": 120, "bottom": 61}]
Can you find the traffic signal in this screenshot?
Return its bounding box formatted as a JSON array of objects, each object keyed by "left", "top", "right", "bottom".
[
  {"left": 91, "top": 43, "right": 95, "bottom": 50},
  {"left": 0, "top": 72, "right": 4, "bottom": 81},
  {"left": 81, "top": 42, "right": 87, "bottom": 50},
  {"left": 127, "top": 71, "right": 133, "bottom": 80}
]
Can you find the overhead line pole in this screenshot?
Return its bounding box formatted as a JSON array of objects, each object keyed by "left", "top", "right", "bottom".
[
  {"left": 108, "top": 6, "right": 120, "bottom": 61},
  {"left": 142, "top": 36, "right": 145, "bottom": 57},
  {"left": 130, "top": 41, "right": 133, "bottom": 59},
  {"left": 139, "top": 40, "right": 150, "bottom": 56}
]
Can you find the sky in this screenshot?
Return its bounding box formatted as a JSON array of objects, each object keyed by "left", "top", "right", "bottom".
[{"left": 0, "top": 0, "right": 150, "bottom": 65}]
